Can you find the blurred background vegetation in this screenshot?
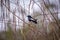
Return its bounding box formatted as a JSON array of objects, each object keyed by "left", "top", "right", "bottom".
[{"left": 0, "top": 0, "right": 60, "bottom": 40}]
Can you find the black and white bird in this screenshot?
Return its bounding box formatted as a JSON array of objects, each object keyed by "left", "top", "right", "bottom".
[{"left": 27, "top": 15, "right": 37, "bottom": 24}]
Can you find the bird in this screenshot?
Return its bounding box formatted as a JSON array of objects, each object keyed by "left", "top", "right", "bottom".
[{"left": 27, "top": 15, "right": 37, "bottom": 24}]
